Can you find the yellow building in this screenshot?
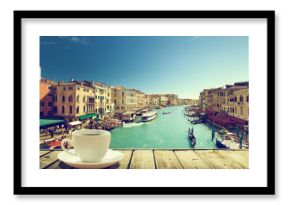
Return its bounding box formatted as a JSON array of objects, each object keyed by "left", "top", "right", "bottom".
[
  {"left": 94, "top": 82, "right": 113, "bottom": 116},
  {"left": 228, "top": 88, "right": 249, "bottom": 121},
  {"left": 132, "top": 89, "right": 148, "bottom": 109},
  {"left": 52, "top": 81, "right": 96, "bottom": 122},
  {"left": 111, "top": 86, "right": 138, "bottom": 112},
  {"left": 199, "top": 81, "right": 249, "bottom": 121},
  {"left": 211, "top": 87, "right": 225, "bottom": 112},
  {"left": 159, "top": 95, "right": 169, "bottom": 106},
  {"left": 148, "top": 94, "right": 160, "bottom": 107},
  {"left": 51, "top": 80, "right": 113, "bottom": 121}
]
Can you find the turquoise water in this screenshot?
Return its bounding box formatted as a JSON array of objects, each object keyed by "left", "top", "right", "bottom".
[{"left": 109, "top": 106, "right": 218, "bottom": 149}]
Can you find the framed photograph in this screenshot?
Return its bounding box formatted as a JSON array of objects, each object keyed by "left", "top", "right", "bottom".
[{"left": 14, "top": 10, "right": 275, "bottom": 195}]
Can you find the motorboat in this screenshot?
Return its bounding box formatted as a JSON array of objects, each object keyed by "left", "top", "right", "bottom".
[
  {"left": 162, "top": 111, "right": 172, "bottom": 115},
  {"left": 121, "top": 111, "right": 137, "bottom": 122},
  {"left": 141, "top": 111, "right": 157, "bottom": 122}
]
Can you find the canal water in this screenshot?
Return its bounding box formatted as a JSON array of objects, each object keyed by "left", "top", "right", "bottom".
[{"left": 110, "top": 106, "right": 218, "bottom": 149}]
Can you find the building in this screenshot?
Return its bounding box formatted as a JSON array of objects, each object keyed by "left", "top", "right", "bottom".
[
  {"left": 159, "top": 95, "right": 169, "bottom": 106},
  {"left": 199, "top": 81, "right": 249, "bottom": 121},
  {"left": 178, "top": 98, "right": 197, "bottom": 105},
  {"left": 52, "top": 81, "right": 96, "bottom": 122},
  {"left": 40, "top": 78, "right": 56, "bottom": 117},
  {"left": 227, "top": 88, "right": 249, "bottom": 121},
  {"left": 211, "top": 87, "right": 225, "bottom": 112},
  {"left": 111, "top": 86, "right": 138, "bottom": 112},
  {"left": 132, "top": 89, "right": 148, "bottom": 109},
  {"left": 164, "top": 94, "right": 178, "bottom": 106},
  {"left": 93, "top": 82, "right": 113, "bottom": 116},
  {"left": 148, "top": 94, "right": 160, "bottom": 107},
  {"left": 199, "top": 91, "right": 206, "bottom": 110}
]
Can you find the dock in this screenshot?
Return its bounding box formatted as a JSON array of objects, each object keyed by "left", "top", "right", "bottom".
[{"left": 40, "top": 149, "right": 248, "bottom": 169}]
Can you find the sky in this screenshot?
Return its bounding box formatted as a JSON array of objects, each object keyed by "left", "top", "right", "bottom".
[{"left": 40, "top": 36, "right": 248, "bottom": 99}]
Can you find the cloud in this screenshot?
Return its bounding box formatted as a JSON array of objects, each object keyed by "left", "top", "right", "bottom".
[
  {"left": 58, "top": 36, "right": 91, "bottom": 45},
  {"left": 40, "top": 40, "right": 56, "bottom": 45},
  {"left": 188, "top": 36, "right": 201, "bottom": 42}
]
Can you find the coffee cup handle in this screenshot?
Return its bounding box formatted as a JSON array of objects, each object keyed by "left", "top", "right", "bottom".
[{"left": 61, "top": 139, "right": 77, "bottom": 156}]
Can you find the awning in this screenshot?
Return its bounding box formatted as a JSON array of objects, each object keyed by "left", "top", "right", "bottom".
[
  {"left": 68, "top": 121, "right": 82, "bottom": 126},
  {"left": 79, "top": 113, "right": 97, "bottom": 120},
  {"left": 40, "top": 119, "right": 65, "bottom": 128}
]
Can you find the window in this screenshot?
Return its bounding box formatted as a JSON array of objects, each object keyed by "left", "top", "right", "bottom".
[
  {"left": 63, "top": 87, "right": 66, "bottom": 91},
  {"left": 114, "top": 100, "right": 116, "bottom": 104},
  {"left": 247, "top": 95, "right": 249, "bottom": 102},
  {"left": 69, "top": 86, "right": 73, "bottom": 90},
  {"left": 54, "top": 96, "right": 57, "bottom": 102},
  {"left": 77, "top": 95, "right": 79, "bottom": 103},
  {"left": 83, "top": 96, "right": 86, "bottom": 103},
  {"left": 240, "top": 107, "right": 243, "bottom": 115},
  {"left": 62, "top": 106, "right": 65, "bottom": 114},
  {"left": 122, "top": 92, "right": 124, "bottom": 97},
  {"left": 83, "top": 105, "right": 86, "bottom": 113},
  {"left": 240, "top": 95, "right": 243, "bottom": 102},
  {"left": 88, "top": 97, "right": 94, "bottom": 104},
  {"left": 47, "top": 111, "right": 52, "bottom": 116},
  {"left": 54, "top": 106, "right": 58, "bottom": 113},
  {"left": 62, "top": 96, "right": 65, "bottom": 102},
  {"left": 69, "top": 95, "right": 73, "bottom": 102},
  {"left": 40, "top": 102, "right": 45, "bottom": 107},
  {"left": 48, "top": 102, "right": 52, "bottom": 106},
  {"left": 70, "top": 106, "right": 73, "bottom": 113},
  {"left": 40, "top": 112, "right": 44, "bottom": 116},
  {"left": 76, "top": 106, "right": 79, "bottom": 114}
]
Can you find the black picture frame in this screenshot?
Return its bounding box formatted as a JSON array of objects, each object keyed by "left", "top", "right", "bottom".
[{"left": 14, "top": 10, "right": 275, "bottom": 195}]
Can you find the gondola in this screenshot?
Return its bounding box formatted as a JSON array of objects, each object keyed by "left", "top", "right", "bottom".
[{"left": 188, "top": 128, "right": 196, "bottom": 147}]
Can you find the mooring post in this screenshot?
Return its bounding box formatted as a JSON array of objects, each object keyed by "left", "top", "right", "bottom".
[{"left": 240, "top": 129, "right": 244, "bottom": 149}]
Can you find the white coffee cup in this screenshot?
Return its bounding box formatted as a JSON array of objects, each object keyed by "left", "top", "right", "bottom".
[{"left": 61, "top": 129, "right": 111, "bottom": 162}]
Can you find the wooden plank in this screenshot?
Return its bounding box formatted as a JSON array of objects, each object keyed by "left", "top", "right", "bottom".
[
  {"left": 154, "top": 150, "right": 183, "bottom": 169},
  {"left": 40, "top": 151, "right": 61, "bottom": 169},
  {"left": 115, "top": 150, "right": 133, "bottom": 169},
  {"left": 175, "top": 150, "right": 212, "bottom": 169},
  {"left": 129, "top": 150, "right": 155, "bottom": 169},
  {"left": 195, "top": 150, "right": 244, "bottom": 169},
  {"left": 217, "top": 150, "right": 249, "bottom": 169},
  {"left": 40, "top": 150, "right": 51, "bottom": 157}
]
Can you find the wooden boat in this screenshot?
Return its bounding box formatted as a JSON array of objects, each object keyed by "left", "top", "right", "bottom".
[
  {"left": 162, "top": 111, "right": 172, "bottom": 114},
  {"left": 188, "top": 128, "right": 196, "bottom": 147}
]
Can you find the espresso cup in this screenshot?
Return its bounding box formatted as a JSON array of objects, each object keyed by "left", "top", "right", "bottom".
[{"left": 61, "top": 129, "right": 111, "bottom": 162}]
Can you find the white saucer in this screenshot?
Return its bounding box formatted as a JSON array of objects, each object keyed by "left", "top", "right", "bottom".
[{"left": 57, "top": 149, "right": 124, "bottom": 169}]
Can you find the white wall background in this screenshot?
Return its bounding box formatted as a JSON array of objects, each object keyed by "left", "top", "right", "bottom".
[{"left": 0, "top": 0, "right": 287, "bottom": 204}]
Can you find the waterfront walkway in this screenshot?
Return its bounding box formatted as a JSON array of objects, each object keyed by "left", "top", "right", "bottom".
[{"left": 40, "top": 149, "right": 248, "bottom": 169}]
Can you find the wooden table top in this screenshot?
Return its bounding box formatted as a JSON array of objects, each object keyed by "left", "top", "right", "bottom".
[{"left": 40, "top": 149, "right": 248, "bottom": 169}]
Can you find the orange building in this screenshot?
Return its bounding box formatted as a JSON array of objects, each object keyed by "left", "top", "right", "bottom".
[{"left": 40, "top": 78, "right": 56, "bottom": 117}]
